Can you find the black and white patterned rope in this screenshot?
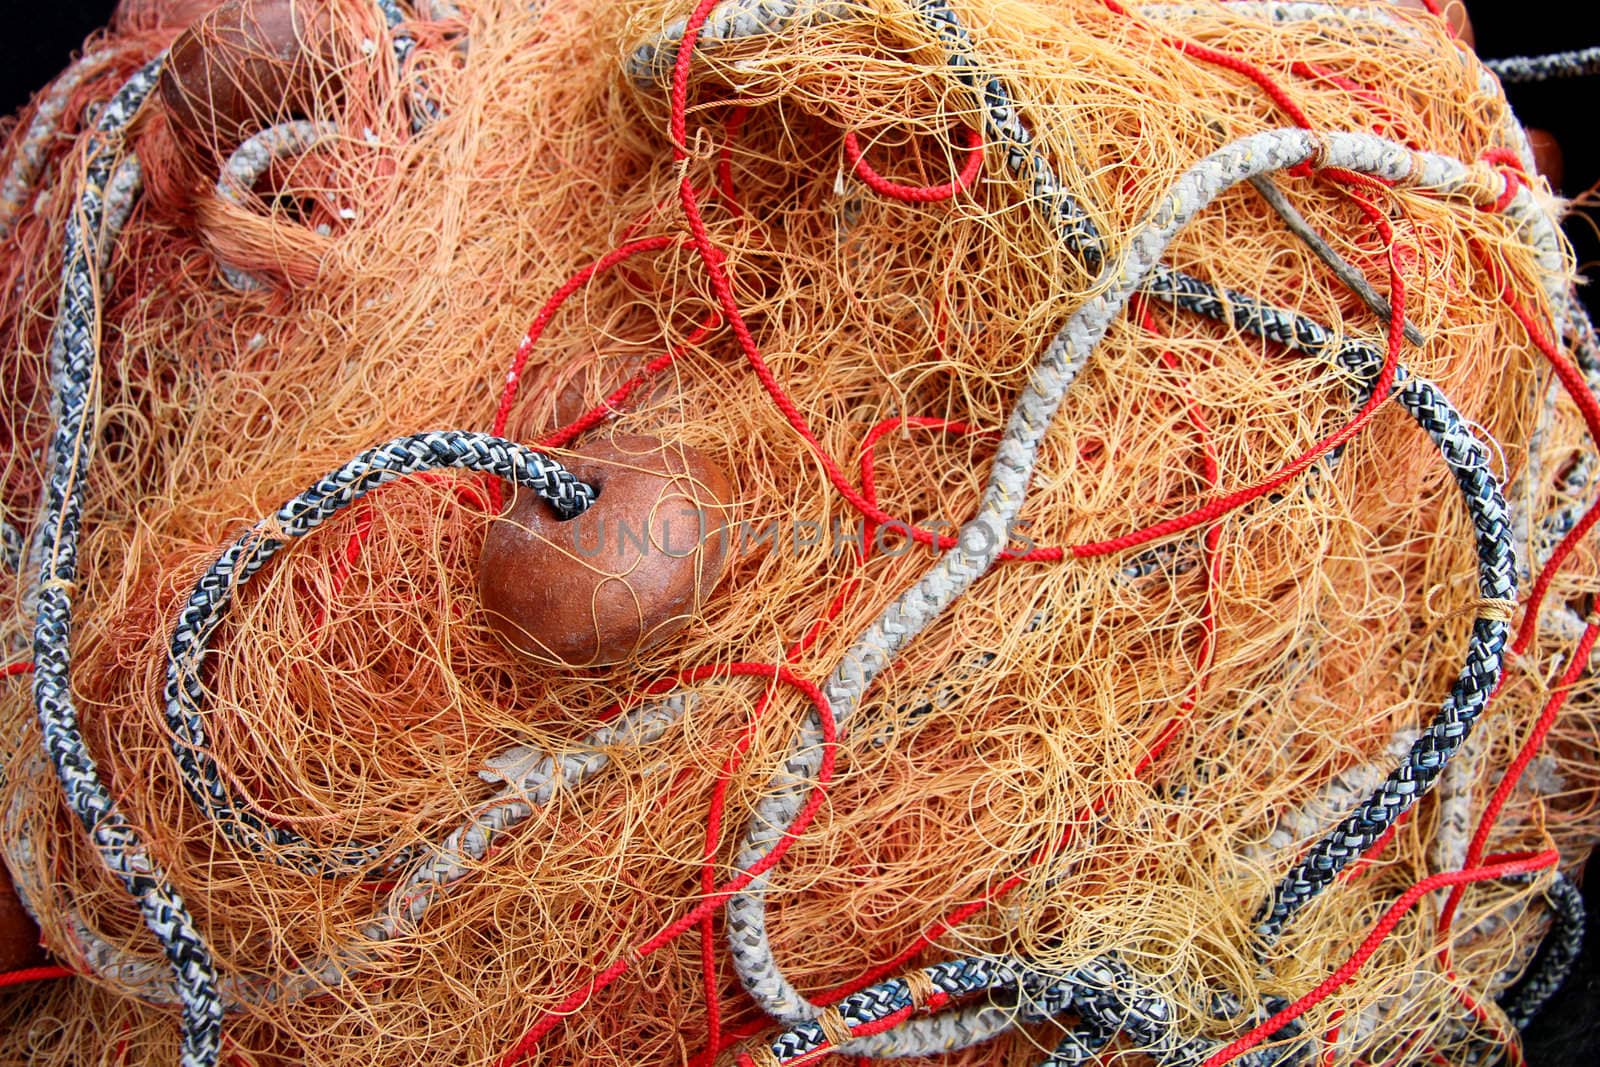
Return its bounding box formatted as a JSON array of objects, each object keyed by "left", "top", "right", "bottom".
[
  {"left": 1242, "top": 730, "right": 1420, "bottom": 866},
  {"left": 718, "top": 12, "right": 1531, "bottom": 1055},
  {"left": 748, "top": 952, "right": 1301, "bottom": 1066},
  {"left": 1497, "top": 871, "right": 1586, "bottom": 1031},
  {"left": 902, "top": 0, "right": 1103, "bottom": 268},
  {"left": 375, "top": 0, "right": 448, "bottom": 129},
  {"left": 758, "top": 955, "right": 1017, "bottom": 1061},
  {"left": 1031, "top": 959, "right": 1302, "bottom": 1067},
  {"left": 1141, "top": 268, "right": 1518, "bottom": 942},
  {"left": 1, "top": 518, "right": 20, "bottom": 573},
  {"left": 162, "top": 431, "right": 595, "bottom": 875},
  {"left": 29, "top": 55, "right": 227, "bottom": 1067},
  {"left": 625, "top": 0, "right": 1105, "bottom": 268},
  {"left": 1486, "top": 46, "right": 1600, "bottom": 84},
  {"left": 375, "top": 0, "right": 419, "bottom": 72}
]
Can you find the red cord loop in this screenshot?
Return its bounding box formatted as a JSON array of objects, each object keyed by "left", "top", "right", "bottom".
[
  {"left": 842, "top": 125, "right": 984, "bottom": 203},
  {"left": 1487, "top": 166, "right": 1523, "bottom": 214}
]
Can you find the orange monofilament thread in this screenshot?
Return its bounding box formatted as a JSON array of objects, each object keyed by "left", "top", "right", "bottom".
[
  {"left": 563, "top": 3, "right": 1503, "bottom": 1063},
  {"left": 3, "top": 1, "right": 1592, "bottom": 1064},
  {"left": 1101, "top": 0, "right": 1314, "bottom": 129},
  {"left": 1203, "top": 852, "right": 1562, "bottom": 1067},
  {"left": 498, "top": 660, "right": 839, "bottom": 1065}
]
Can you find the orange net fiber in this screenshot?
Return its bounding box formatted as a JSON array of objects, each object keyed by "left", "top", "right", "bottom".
[{"left": 0, "top": 1, "right": 1597, "bottom": 1065}]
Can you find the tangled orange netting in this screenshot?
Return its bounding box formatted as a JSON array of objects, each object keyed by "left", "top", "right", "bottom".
[{"left": 1, "top": 0, "right": 1598, "bottom": 1064}]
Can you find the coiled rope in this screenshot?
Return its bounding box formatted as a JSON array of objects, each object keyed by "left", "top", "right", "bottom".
[{"left": 162, "top": 431, "right": 596, "bottom": 874}]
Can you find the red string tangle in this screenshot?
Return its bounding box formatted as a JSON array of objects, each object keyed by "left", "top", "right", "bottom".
[
  {"left": 497, "top": 661, "right": 840, "bottom": 1066},
  {"left": 1202, "top": 852, "right": 1563, "bottom": 1067}
]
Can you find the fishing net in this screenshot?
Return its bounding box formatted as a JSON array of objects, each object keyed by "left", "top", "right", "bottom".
[{"left": 1, "top": 0, "right": 1597, "bottom": 1064}]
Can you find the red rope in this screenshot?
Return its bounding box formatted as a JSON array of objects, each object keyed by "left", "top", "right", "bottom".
[
  {"left": 0, "top": 964, "right": 73, "bottom": 988},
  {"left": 661, "top": 0, "right": 1053, "bottom": 561},
  {"left": 1479, "top": 251, "right": 1600, "bottom": 658},
  {"left": 486, "top": 234, "right": 692, "bottom": 511},
  {"left": 727, "top": 308, "right": 1229, "bottom": 1029},
  {"left": 1201, "top": 851, "right": 1561, "bottom": 1067},
  {"left": 1428, "top": 256, "right": 1600, "bottom": 993},
  {"left": 1072, "top": 185, "right": 1407, "bottom": 560},
  {"left": 1287, "top": 60, "right": 1419, "bottom": 148},
  {"left": 1101, "top": 0, "right": 1313, "bottom": 129},
  {"left": 1413, "top": 246, "right": 1595, "bottom": 1059},
  {"left": 717, "top": 106, "right": 751, "bottom": 217},
  {"left": 2, "top": 660, "right": 34, "bottom": 678},
  {"left": 1322, "top": 1010, "right": 1344, "bottom": 1067},
  {"left": 499, "top": 661, "right": 839, "bottom": 1065},
  {"left": 841, "top": 126, "right": 984, "bottom": 204},
  {"left": 1452, "top": 620, "right": 1600, "bottom": 933}
]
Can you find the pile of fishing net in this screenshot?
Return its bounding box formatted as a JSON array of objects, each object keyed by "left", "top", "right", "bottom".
[{"left": 2, "top": 0, "right": 1598, "bottom": 1064}]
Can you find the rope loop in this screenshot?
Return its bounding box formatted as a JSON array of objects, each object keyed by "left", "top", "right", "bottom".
[
  {"left": 161, "top": 431, "right": 596, "bottom": 875},
  {"left": 841, "top": 124, "right": 984, "bottom": 204}
]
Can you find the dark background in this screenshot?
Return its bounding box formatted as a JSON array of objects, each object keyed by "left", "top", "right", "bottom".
[{"left": 1, "top": 1, "right": 1596, "bottom": 1063}]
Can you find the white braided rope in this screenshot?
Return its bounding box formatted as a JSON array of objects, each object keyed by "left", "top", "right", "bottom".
[
  {"left": 373, "top": 690, "right": 700, "bottom": 938},
  {"left": 1244, "top": 729, "right": 1420, "bottom": 863},
  {"left": 6, "top": 689, "right": 699, "bottom": 1008},
  {"left": 0, "top": 46, "right": 126, "bottom": 238},
  {"left": 724, "top": 125, "right": 1546, "bottom": 1050},
  {"left": 624, "top": 0, "right": 854, "bottom": 86},
  {"left": 1135, "top": 1, "right": 1563, "bottom": 323}
]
